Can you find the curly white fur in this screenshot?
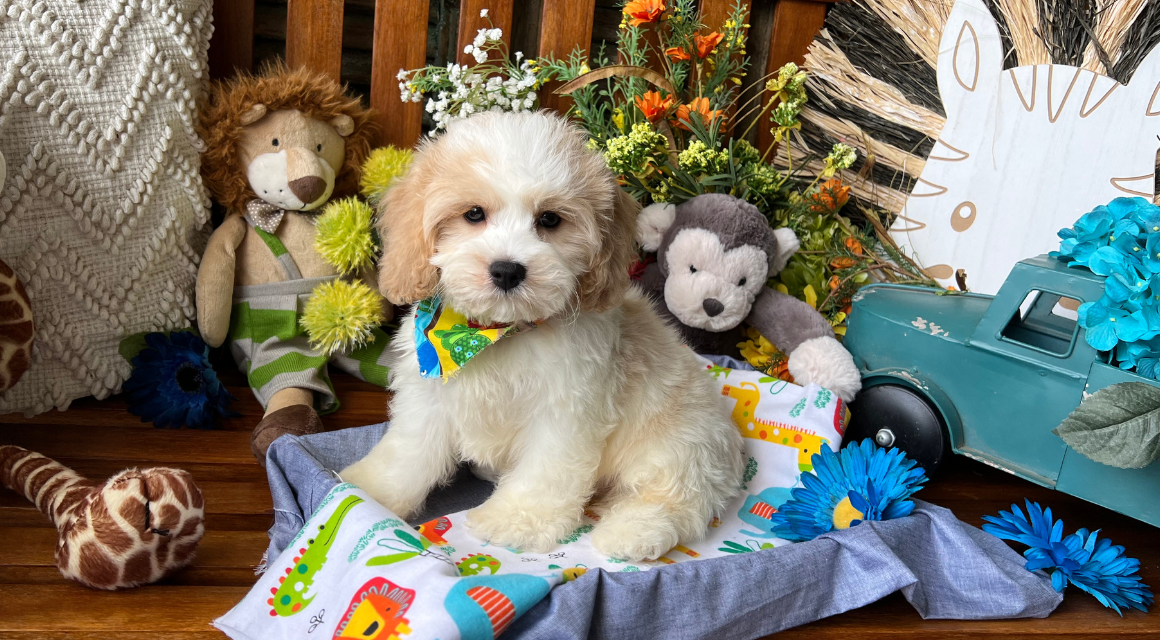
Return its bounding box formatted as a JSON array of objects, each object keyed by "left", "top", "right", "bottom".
[{"left": 342, "top": 112, "right": 743, "bottom": 562}]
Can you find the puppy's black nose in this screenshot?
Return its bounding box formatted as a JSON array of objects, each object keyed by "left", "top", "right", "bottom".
[
  {"left": 703, "top": 298, "right": 724, "bottom": 317},
  {"left": 489, "top": 261, "right": 527, "bottom": 291}
]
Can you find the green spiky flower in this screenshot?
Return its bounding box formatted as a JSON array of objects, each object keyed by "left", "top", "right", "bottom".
[
  {"left": 360, "top": 146, "right": 413, "bottom": 206},
  {"left": 315, "top": 197, "right": 378, "bottom": 275},
  {"left": 302, "top": 279, "right": 385, "bottom": 355}
]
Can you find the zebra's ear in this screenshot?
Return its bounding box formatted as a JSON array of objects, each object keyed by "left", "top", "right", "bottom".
[
  {"left": 1127, "top": 44, "right": 1160, "bottom": 118},
  {"left": 937, "top": 0, "right": 1003, "bottom": 115}
]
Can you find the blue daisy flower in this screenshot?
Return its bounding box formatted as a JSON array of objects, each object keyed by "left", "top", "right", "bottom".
[
  {"left": 122, "top": 331, "right": 237, "bottom": 429},
  {"left": 768, "top": 439, "right": 927, "bottom": 542},
  {"left": 983, "top": 500, "right": 1153, "bottom": 615}
]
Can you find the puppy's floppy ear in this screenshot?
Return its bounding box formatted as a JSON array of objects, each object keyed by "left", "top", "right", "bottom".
[
  {"left": 579, "top": 187, "right": 639, "bottom": 313},
  {"left": 377, "top": 148, "right": 439, "bottom": 305}
]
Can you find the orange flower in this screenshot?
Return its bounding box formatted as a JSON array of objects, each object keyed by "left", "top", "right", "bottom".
[
  {"left": 665, "top": 46, "right": 691, "bottom": 62},
  {"left": 635, "top": 91, "right": 675, "bottom": 122},
  {"left": 830, "top": 257, "right": 858, "bottom": 269},
  {"left": 673, "top": 97, "right": 722, "bottom": 130},
  {"left": 828, "top": 275, "right": 840, "bottom": 291},
  {"left": 623, "top": 0, "right": 665, "bottom": 27},
  {"left": 844, "top": 236, "right": 863, "bottom": 255},
  {"left": 693, "top": 32, "right": 724, "bottom": 58},
  {"left": 810, "top": 179, "right": 851, "bottom": 212}
]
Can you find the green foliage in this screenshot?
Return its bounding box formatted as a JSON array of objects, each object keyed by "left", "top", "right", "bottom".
[{"left": 1054, "top": 382, "right": 1160, "bottom": 469}]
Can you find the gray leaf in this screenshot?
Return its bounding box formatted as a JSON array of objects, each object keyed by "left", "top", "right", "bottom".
[{"left": 1053, "top": 382, "right": 1160, "bottom": 469}]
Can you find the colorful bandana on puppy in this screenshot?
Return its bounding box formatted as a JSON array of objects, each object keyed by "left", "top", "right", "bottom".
[{"left": 413, "top": 295, "right": 543, "bottom": 381}]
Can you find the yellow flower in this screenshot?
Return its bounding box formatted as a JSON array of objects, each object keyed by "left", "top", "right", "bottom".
[
  {"left": 737, "top": 327, "right": 794, "bottom": 382},
  {"left": 612, "top": 108, "right": 625, "bottom": 133},
  {"left": 579, "top": 62, "right": 591, "bottom": 75},
  {"left": 803, "top": 284, "right": 818, "bottom": 309}
]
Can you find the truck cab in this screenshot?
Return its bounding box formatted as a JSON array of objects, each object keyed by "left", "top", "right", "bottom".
[{"left": 844, "top": 255, "right": 1160, "bottom": 527}]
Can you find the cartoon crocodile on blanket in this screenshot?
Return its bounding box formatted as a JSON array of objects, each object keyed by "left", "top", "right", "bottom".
[{"left": 269, "top": 495, "right": 365, "bottom": 616}]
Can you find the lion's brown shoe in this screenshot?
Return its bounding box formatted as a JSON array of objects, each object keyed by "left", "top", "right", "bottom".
[{"left": 250, "top": 404, "right": 324, "bottom": 467}]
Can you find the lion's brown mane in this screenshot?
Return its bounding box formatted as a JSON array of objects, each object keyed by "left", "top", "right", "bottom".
[{"left": 198, "top": 62, "right": 376, "bottom": 212}]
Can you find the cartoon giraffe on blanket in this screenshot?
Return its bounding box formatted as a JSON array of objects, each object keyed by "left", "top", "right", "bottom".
[{"left": 721, "top": 383, "right": 830, "bottom": 472}]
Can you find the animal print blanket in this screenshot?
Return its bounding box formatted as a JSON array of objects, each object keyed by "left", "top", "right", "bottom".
[{"left": 215, "top": 356, "right": 1060, "bottom": 640}]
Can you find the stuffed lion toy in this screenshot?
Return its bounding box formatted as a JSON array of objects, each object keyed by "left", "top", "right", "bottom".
[{"left": 197, "top": 63, "right": 390, "bottom": 466}]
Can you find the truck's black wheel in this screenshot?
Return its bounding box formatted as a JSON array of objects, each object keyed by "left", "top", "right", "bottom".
[{"left": 845, "top": 384, "right": 949, "bottom": 474}]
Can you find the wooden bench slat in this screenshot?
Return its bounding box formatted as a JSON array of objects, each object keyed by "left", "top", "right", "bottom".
[
  {"left": 370, "top": 0, "right": 431, "bottom": 148},
  {"left": 698, "top": 0, "right": 753, "bottom": 33},
  {"left": 285, "top": 0, "right": 345, "bottom": 80},
  {"left": 208, "top": 0, "right": 254, "bottom": 79},
  {"left": 756, "top": 0, "right": 830, "bottom": 155},
  {"left": 538, "top": 0, "right": 597, "bottom": 113},
  {"left": 458, "top": 0, "right": 515, "bottom": 66}
]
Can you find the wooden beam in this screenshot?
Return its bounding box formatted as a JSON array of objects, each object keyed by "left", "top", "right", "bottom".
[
  {"left": 699, "top": 0, "right": 753, "bottom": 33},
  {"left": 538, "top": 0, "right": 596, "bottom": 113},
  {"left": 370, "top": 0, "right": 431, "bottom": 148},
  {"left": 208, "top": 0, "right": 254, "bottom": 79},
  {"left": 457, "top": 0, "right": 515, "bottom": 66},
  {"left": 756, "top": 0, "right": 829, "bottom": 155},
  {"left": 285, "top": 0, "right": 345, "bottom": 80}
]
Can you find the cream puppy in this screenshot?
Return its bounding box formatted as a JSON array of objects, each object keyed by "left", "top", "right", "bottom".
[{"left": 341, "top": 111, "right": 743, "bottom": 562}]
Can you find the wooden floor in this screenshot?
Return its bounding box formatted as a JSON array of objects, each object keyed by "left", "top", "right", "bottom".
[{"left": 1, "top": 366, "right": 1157, "bottom": 639}]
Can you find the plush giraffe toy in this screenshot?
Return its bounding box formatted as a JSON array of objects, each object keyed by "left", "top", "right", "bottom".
[
  {"left": 0, "top": 257, "right": 33, "bottom": 393},
  {"left": 0, "top": 445, "right": 206, "bottom": 589}
]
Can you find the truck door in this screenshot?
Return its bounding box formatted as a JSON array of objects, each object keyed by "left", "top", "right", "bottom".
[{"left": 965, "top": 262, "right": 1101, "bottom": 486}]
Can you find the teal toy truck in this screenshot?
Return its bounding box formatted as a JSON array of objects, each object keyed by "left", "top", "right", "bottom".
[{"left": 843, "top": 254, "right": 1160, "bottom": 528}]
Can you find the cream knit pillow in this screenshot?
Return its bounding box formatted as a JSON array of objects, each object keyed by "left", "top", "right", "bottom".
[{"left": 0, "top": 0, "right": 213, "bottom": 415}]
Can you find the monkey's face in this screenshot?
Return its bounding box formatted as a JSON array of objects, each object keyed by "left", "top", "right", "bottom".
[{"left": 662, "top": 227, "right": 768, "bottom": 331}]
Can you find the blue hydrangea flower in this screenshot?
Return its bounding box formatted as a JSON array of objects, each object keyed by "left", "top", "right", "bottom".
[
  {"left": 983, "top": 500, "right": 1153, "bottom": 615},
  {"left": 123, "top": 331, "right": 237, "bottom": 429},
  {"left": 1058, "top": 197, "right": 1160, "bottom": 368},
  {"left": 1077, "top": 300, "right": 1146, "bottom": 351},
  {"left": 768, "top": 439, "right": 927, "bottom": 542}
]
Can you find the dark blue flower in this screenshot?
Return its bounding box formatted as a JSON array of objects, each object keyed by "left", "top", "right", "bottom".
[
  {"left": 122, "top": 331, "right": 237, "bottom": 429},
  {"left": 983, "top": 500, "right": 1153, "bottom": 615},
  {"left": 768, "top": 439, "right": 927, "bottom": 542}
]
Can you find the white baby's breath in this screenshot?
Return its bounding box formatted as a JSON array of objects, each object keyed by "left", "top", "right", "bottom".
[
  {"left": 479, "top": 8, "right": 488, "bottom": 17},
  {"left": 399, "top": 30, "right": 543, "bottom": 134}
]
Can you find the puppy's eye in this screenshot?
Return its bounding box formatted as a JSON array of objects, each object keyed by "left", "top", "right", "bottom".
[
  {"left": 272, "top": 139, "right": 279, "bottom": 147},
  {"left": 316, "top": 143, "right": 322, "bottom": 152},
  {"left": 690, "top": 265, "right": 697, "bottom": 273},
  {"left": 538, "top": 211, "right": 561, "bottom": 229},
  {"left": 464, "top": 206, "right": 486, "bottom": 224},
  {"left": 738, "top": 277, "right": 746, "bottom": 286}
]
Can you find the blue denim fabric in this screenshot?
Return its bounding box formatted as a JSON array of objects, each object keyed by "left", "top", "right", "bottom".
[{"left": 263, "top": 423, "right": 1061, "bottom": 639}]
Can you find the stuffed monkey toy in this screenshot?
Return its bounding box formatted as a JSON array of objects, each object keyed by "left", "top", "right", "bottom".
[
  {"left": 0, "top": 445, "right": 205, "bottom": 589},
  {"left": 637, "top": 194, "right": 862, "bottom": 401},
  {"left": 197, "top": 64, "right": 388, "bottom": 465}
]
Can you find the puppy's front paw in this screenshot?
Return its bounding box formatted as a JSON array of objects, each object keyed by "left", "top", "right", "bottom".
[
  {"left": 340, "top": 459, "right": 423, "bottom": 519},
  {"left": 788, "top": 336, "right": 862, "bottom": 402},
  {"left": 590, "top": 511, "right": 680, "bottom": 562},
  {"left": 466, "top": 493, "right": 580, "bottom": 553}
]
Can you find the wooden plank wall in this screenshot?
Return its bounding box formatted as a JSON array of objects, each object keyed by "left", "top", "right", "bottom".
[{"left": 207, "top": 0, "right": 832, "bottom": 151}]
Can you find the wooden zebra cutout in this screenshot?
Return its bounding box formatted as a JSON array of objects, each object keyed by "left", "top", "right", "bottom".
[{"left": 890, "top": 0, "right": 1160, "bottom": 293}]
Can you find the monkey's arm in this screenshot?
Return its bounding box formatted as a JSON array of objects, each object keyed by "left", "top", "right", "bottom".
[{"left": 748, "top": 288, "right": 861, "bottom": 401}]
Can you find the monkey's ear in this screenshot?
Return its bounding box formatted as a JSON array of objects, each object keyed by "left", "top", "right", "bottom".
[
  {"left": 636, "top": 203, "right": 676, "bottom": 252},
  {"left": 770, "top": 227, "right": 800, "bottom": 275}
]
